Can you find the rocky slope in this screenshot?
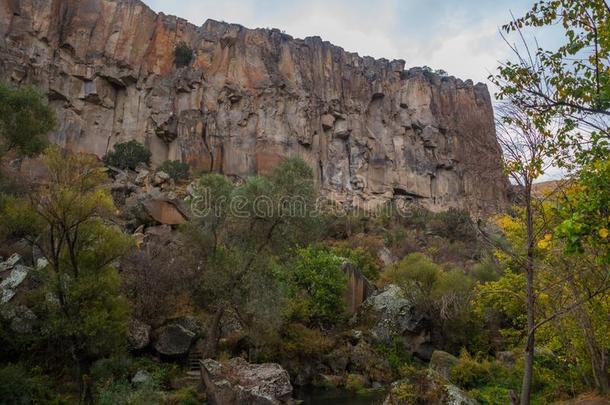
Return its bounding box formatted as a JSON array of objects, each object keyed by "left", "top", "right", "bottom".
[{"left": 0, "top": 0, "right": 509, "bottom": 214}]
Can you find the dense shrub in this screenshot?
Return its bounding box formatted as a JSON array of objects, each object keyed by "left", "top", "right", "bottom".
[
  {"left": 470, "top": 257, "right": 500, "bottom": 282},
  {"left": 174, "top": 41, "right": 194, "bottom": 67},
  {"left": 104, "top": 140, "right": 151, "bottom": 170},
  {"left": 450, "top": 350, "right": 497, "bottom": 389},
  {"left": 0, "top": 363, "right": 56, "bottom": 404},
  {"left": 376, "top": 338, "right": 413, "bottom": 372},
  {"left": 429, "top": 208, "right": 477, "bottom": 242},
  {"left": 279, "top": 323, "right": 333, "bottom": 358},
  {"left": 91, "top": 356, "right": 180, "bottom": 404},
  {"left": 391, "top": 365, "right": 448, "bottom": 404},
  {"left": 331, "top": 244, "right": 381, "bottom": 281},
  {"left": 381, "top": 253, "right": 481, "bottom": 352},
  {"left": 96, "top": 380, "right": 161, "bottom": 405},
  {"left": 0, "top": 82, "right": 56, "bottom": 158},
  {"left": 284, "top": 246, "right": 347, "bottom": 325},
  {"left": 158, "top": 160, "right": 190, "bottom": 181}
]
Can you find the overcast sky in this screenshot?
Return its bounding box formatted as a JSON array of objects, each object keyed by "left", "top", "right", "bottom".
[{"left": 143, "top": 0, "right": 565, "bottom": 180}]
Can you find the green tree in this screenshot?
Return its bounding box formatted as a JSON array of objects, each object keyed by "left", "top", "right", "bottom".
[
  {"left": 492, "top": 4, "right": 610, "bottom": 401},
  {"left": 482, "top": 202, "right": 610, "bottom": 396},
  {"left": 185, "top": 157, "right": 322, "bottom": 357},
  {"left": 0, "top": 82, "right": 56, "bottom": 158},
  {"left": 1, "top": 148, "right": 132, "bottom": 399},
  {"left": 103, "top": 140, "right": 151, "bottom": 170}
]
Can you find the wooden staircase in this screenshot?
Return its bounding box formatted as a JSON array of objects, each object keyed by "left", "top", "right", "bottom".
[{"left": 185, "top": 348, "right": 203, "bottom": 383}]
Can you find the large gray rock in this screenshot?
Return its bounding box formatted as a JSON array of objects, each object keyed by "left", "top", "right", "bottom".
[
  {"left": 1, "top": 263, "right": 30, "bottom": 304},
  {"left": 354, "top": 284, "right": 423, "bottom": 341},
  {"left": 201, "top": 357, "right": 294, "bottom": 405},
  {"left": 0, "top": 254, "right": 22, "bottom": 272},
  {"left": 153, "top": 316, "right": 202, "bottom": 356},
  {"left": 0, "top": 0, "right": 509, "bottom": 217},
  {"left": 382, "top": 374, "right": 477, "bottom": 405},
  {"left": 352, "top": 284, "right": 434, "bottom": 360}
]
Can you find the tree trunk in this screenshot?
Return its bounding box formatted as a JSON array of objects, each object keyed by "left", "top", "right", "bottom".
[
  {"left": 203, "top": 306, "right": 225, "bottom": 359},
  {"left": 576, "top": 301, "right": 609, "bottom": 394},
  {"left": 520, "top": 185, "right": 535, "bottom": 405}
]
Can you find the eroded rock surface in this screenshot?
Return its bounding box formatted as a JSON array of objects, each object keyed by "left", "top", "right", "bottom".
[
  {"left": 0, "top": 0, "right": 508, "bottom": 214},
  {"left": 352, "top": 284, "right": 434, "bottom": 360},
  {"left": 201, "top": 357, "right": 294, "bottom": 405}
]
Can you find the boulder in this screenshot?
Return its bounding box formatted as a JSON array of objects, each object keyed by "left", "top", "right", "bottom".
[
  {"left": 142, "top": 199, "right": 188, "bottom": 225},
  {"left": 201, "top": 357, "right": 294, "bottom": 405},
  {"left": 382, "top": 376, "right": 477, "bottom": 405},
  {"left": 153, "top": 317, "right": 201, "bottom": 356},
  {"left": 1, "top": 264, "right": 30, "bottom": 304},
  {"left": 0, "top": 254, "right": 22, "bottom": 272},
  {"left": 429, "top": 350, "right": 459, "bottom": 380},
  {"left": 135, "top": 169, "right": 150, "bottom": 185},
  {"left": 131, "top": 370, "right": 152, "bottom": 385},
  {"left": 352, "top": 284, "right": 433, "bottom": 360},
  {"left": 220, "top": 309, "right": 245, "bottom": 338},
  {"left": 353, "top": 284, "right": 423, "bottom": 342},
  {"left": 153, "top": 171, "right": 171, "bottom": 186},
  {"left": 321, "top": 114, "right": 335, "bottom": 131},
  {"left": 445, "top": 383, "right": 478, "bottom": 405},
  {"left": 128, "top": 320, "right": 151, "bottom": 350}
]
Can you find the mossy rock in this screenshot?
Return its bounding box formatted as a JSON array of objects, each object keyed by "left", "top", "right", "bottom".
[{"left": 429, "top": 350, "right": 459, "bottom": 380}]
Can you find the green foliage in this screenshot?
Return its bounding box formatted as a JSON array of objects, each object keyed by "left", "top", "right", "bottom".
[
  {"left": 555, "top": 159, "right": 610, "bottom": 263},
  {"left": 449, "top": 349, "right": 580, "bottom": 404},
  {"left": 345, "top": 373, "right": 367, "bottom": 393},
  {"left": 474, "top": 270, "right": 527, "bottom": 345},
  {"left": 429, "top": 208, "right": 477, "bottom": 242},
  {"left": 375, "top": 338, "right": 413, "bottom": 372},
  {"left": 1, "top": 148, "right": 132, "bottom": 384},
  {"left": 285, "top": 246, "right": 347, "bottom": 325},
  {"left": 158, "top": 160, "right": 190, "bottom": 181},
  {"left": 276, "top": 322, "right": 333, "bottom": 358},
  {"left": 393, "top": 365, "right": 448, "bottom": 404},
  {"left": 381, "top": 253, "right": 480, "bottom": 351},
  {"left": 0, "top": 363, "right": 58, "bottom": 405},
  {"left": 104, "top": 140, "right": 151, "bottom": 170},
  {"left": 450, "top": 350, "right": 500, "bottom": 389},
  {"left": 0, "top": 82, "right": 55, "bottom": 157},
  {"left": 330, "top": 244, "right": 381, "bottom": 281},
  {"left": 470, "top": 258, "right": 500, "bottom": 282},
  {"left": 174, "top": 41, "right": 194, "bottom": 67},
  {"left": 186, "top": 157, "right": 322, "bottom": 355},
  {"left": 96, "top": 380, "right": 162, "bottom": 405}
]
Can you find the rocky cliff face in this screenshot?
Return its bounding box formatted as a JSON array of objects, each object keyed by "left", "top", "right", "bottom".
[{"left": 0, "top": 0, "right": 508, "bottom": 214}]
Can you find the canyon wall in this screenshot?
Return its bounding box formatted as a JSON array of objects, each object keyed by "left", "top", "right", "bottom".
[{"left": 0, "top": 0, "right": 509, "bottom": 214}]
